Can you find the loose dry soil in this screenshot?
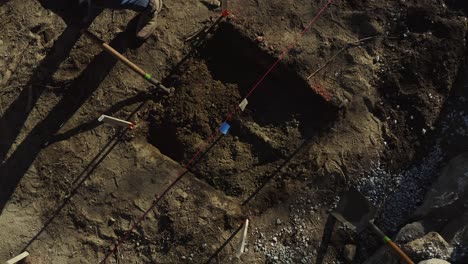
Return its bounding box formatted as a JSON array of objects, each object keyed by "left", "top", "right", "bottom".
[{"left": 0, "top": 0, "right": 467, "bottom": 263}]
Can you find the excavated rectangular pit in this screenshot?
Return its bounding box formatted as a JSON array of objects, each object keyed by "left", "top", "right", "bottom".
[{"left": 148, "top": 23, "right": 338, "bottom": 197}]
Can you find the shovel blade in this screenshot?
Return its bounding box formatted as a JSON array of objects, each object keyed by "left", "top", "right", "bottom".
[{"left": 332, "top": 188, "right": 377, "bottom": 233}]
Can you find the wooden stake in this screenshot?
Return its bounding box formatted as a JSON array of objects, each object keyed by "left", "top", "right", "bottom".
[
  {"left": 6, "top": 251, "right": 29, "bottom": 264},
  {"left": 238, "top": 98, "right": 248, "bottom": 111},
  {"left": 98, "top": 115, "right": 134, "bottom": 129},
  {"left": 235, "top": 219, "right": 249, "bottom": 258}
]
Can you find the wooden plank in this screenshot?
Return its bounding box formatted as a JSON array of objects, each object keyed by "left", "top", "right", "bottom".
[
  {"left": 98, "top": 115, "right": 134, "bottom": 129},
  {"left": 6, "top": 251, "right": 29, "bottom": 264}
]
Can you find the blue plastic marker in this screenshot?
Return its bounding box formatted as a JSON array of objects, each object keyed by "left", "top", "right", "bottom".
[{"left": 220, "top": 122, "right": 231, "bottom": 135}]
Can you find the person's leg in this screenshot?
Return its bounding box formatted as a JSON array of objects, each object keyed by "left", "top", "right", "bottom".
[
  {"left": 94, "top": 0, "right": 149, "bottom": 12},
  {"left": 93, "top": 0, "right": 161, "bottom": 40},
  {"left": 135, "top": 0, "right": 162, "bottom": 40}
]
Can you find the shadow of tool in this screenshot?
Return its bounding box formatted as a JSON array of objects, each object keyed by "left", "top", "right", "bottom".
[
  {"left": 19, "top": 92, "right": 150, "bottom": 251},
  {"left": 20, "top": 128, "right": 126, "bottom": 252},
  {"left": 44, "top": 91, "right": 152, "bottom": 145},
  {"left": 0, "top": 20, "right": 137, "bottom": 213},
  {"left": 241, "top": 139, "right": 311, "bottom": 206},
  {"left": 163, "top": 17, "right": 228, "bottom": 87},
  {"left": 20, "top": 73, "right": 160, "bottom": 252},
  {"left": 205, "top": 221, "right": 245, "bottom": 264},
  {"left": 19, "top": 92, "right": 152, "bottom": 253},
  {"left": 315, "top": 214, "right": 337, "bottom": 264}
]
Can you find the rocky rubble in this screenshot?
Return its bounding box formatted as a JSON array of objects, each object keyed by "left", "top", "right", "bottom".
[
  {"left": 364, "top": 150, "right": 468, "bottom": 264},
  {"left": 403, "top": 232, "right": 453, "bottom": 261},
  {"left": 251, "top": 197, "right": 327, "bottom": 264}
]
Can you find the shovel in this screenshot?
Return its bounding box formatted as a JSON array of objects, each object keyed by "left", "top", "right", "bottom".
[
  {"left": 81, "top": 29, "right": 173, "bottom": 94},
  {"left": 331, "top": 188, "right": 414, "bottom": 264}
]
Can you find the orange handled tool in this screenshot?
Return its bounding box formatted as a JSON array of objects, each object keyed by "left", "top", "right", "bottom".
[
  {"left": 81, "top": 29, "right": 173, "bottom": 93},
  {"left": 370, "top": 221, "right": 414, "bottom": 264},
  {"left": 332, "top": 188, "right": 415, "bottom": 264}
]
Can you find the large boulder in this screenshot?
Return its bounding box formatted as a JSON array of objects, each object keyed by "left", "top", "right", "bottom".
[
  {"left": 395, "top": 221, "right": 427, "bottom": 244},
  {"left": 414, "top": 152, "right": 468, "bottom": 262},
  {"left": 343, "top": 244, "right": 357, "bottom": 262},
  {"left": 415, "top": 152, "right": 468, "bottom": 220},
  {"left": 402, "top": 232, "right": 453, "bottom": 261},
  {"left": 418, "top": 259, "right": 451, "bottom": 264},
  {"left": 365, "top": 153, "right": 468, "bottom": 264}
]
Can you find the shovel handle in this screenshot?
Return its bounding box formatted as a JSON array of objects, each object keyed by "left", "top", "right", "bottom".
[
  {"left": 369, "top": 222, "right": 414, "bottom": 264},
  {"left": 81, "top": 29, "right": 172, "bottom": 93},
  {"left": 386, "top": 239, "right": 414, "bottom": 264}
]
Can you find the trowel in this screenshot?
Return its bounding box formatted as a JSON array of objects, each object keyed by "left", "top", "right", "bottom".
[{"left": 331, "top": 188, "right": 415, "bottom": 264}]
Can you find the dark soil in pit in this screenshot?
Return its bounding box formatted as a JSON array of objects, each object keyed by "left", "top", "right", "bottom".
[{"left": 148, "top": 23, "right": 338, "bottom": 197}]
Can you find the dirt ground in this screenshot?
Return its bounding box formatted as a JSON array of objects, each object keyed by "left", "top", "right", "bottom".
[{"left": 0, "top": 0, "right": 467, "bottom": 263}]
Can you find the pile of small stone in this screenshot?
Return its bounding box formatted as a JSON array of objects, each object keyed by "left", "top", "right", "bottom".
[
  {"left": 251, "top": 197, "right": 334, "bottom": 263},
  {"left": 358, "top": 97, "right": 468, "bottom": 234}
]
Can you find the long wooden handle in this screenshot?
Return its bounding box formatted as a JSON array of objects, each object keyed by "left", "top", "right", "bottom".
[
  {"left": 387, "top": 240, "right": 414, "bottom": 264},
  {"left": 369, "top": 222, "right": 414, "bottom": 264},
  {"left": 101, "top": 42, "right": 146, "bottom": 76},
  {"left": 81, "top": 30, "right": 172, "bottom": 93}
]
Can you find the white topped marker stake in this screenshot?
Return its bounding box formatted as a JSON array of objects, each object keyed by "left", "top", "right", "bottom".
[
  {"left": 6, "top": 251, "right": 29, "bottom": 264},
  {"left": 98, "top": 115, "right": 134, "bottom": 129},
  {"left": 238, "top": 98, "right": 248, "bottom": 111},
  {"left": 235, "top": 219, "right": 249, "bottom": 258}
]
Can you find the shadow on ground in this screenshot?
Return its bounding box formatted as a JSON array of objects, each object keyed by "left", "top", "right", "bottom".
[
  {"left": 0, "top": 0, "right": 96, "bottom": 161},
  {"left": 0, "top": 13, "right": 141, "bottom": 213}
]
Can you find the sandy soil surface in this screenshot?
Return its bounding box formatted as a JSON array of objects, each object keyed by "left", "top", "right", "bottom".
[{"left": 0, "top": 0, "right": 467, "bottom": 263}]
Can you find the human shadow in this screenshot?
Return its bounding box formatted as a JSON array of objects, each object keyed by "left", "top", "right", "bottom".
[
  {"left": 36, "top": 0, "right": 92, "bottom": 26},
  {"left": 20, "top": 128, "right": 127, "bottom": 252},
  {"left": 315, "top": 214, "right": 337, "bottom": 264},
  {"left": 0, "top": 19, "right": 138, "bottom": 213},
  {"left": 0, "top": 26, "right": 83, "bottom": 161},
  {"left": 19, "top": 91, "right": 153, "bottom": 251},
  {"left": 0, "top": 0, "right": 97, "bottom": 161}
]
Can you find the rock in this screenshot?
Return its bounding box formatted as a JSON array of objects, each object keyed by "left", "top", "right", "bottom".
[
  {"left": 200, "top": 0, "right": 221, "bottom": 7},
  {"left": 395, "top": 221, "right": 426, "bottom": 243},
  {"left": 244, "top": 121, "right": 272, "bottom": 144},
  {"left": 276, "top": 218, "right": 282, "bottom": 225},
  {"left": 410, "top": 152, "right": 468, "bottom": 263},
  {"left": 175, "top": 189, "right": 189, "bottom": 201},
  {"left": 418, "top": 259, "right": 451, "bottom": 264},
  {"left": 373, "top": 55, "right": 380, "bottom": 63},
  {"left": 440, "top": 211, "right": 468, "bottom": 244},
  {"left": 403, "top": 232, "right": 453, "bottom": 261},
  {"left": 415, "top": 152, "right": 468, "bottom": 219},
  {"left": 343, "top": 244, "right": 357, "bottom": 262}
]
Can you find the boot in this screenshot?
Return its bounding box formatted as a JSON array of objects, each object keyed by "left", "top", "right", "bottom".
[
  {"left": 136, "top": 0, "right": 163, "bottom": 40},
  {"left": 201, "top": 0, "right": 221, "bottom": 8}
]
